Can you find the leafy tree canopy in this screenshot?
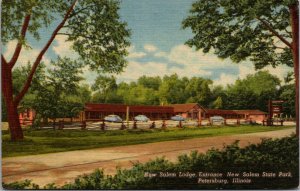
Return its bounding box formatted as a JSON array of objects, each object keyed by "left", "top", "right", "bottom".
[
  {"left": 182, "top": 0, "right": 296, "bottom": 69},
  {"left": 2, "top": 0, "right": 131, "bottom": 73}
]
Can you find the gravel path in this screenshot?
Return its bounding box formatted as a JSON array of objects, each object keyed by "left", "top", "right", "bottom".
[{"left": 2, "top": 127, "right": 295, "bottom": 186}]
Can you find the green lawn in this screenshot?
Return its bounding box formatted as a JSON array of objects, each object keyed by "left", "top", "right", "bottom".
[{"left": 2, "top": 125, "right": 294, "bottom": 158}]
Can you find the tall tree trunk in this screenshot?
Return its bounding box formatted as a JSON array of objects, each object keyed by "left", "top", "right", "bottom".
[
  {"left": 1, "top": 0, "right": 77, "bottom": 141},
  {"left": 2, "top": 60, "right": 24, "bottom": 141},
  {"left": 290, "top": 4, "right": 299, "bottom": 137},
  {"left": 6, "top": 100, "right": 24, "bottom": 140}
]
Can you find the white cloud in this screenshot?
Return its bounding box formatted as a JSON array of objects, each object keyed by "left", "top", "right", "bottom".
[
  {"left": 52, "top": 35, "right": 76, "bottom": 58},
  {"left": 214, "top": 73, "right": 237, "bottom": 87},
  {"left": 118, "top": 61, "right": 168, "bottom": 82},
  {"left": 154, "top": 51, "right": 168, "bottom": 58},
  {"left": 169, "top": 45, "right": 237, "bottom": 69},
  {"left": 3, "top": 40, "right": 50, "bottom": 67},
  {"left": 264, "top": 65, "right": 293, "bottom": 83},
  {"left": 127, "top": 45, "right": 147, "bottom": 59},
  {"left": 118, "top": 60, "right": 212, "bottom": 83},
  {"left": 144, "top": 44, "right": 158, "bottom": 52},
  {"left": 128, "top": 52, "right": 147, "bottom": 59},
  {"left": 121, "top": 43, "right": 293, "bottom": 86},
  {"left": 238, "top": 62, "right": 256, "bottom": 79}
]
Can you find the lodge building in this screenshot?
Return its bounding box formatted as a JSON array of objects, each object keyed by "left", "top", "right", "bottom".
[
  {"left": 85, "top": 103, "right": 174, "bottom": 121},
  {"left": 18, "top": 103, "right": 268, "bottom": 125},
  {"left": 83, "top": 103, "right": 267, "bottom": 122}
]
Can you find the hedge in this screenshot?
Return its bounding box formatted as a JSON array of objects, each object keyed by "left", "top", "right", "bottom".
[{"left": 3, "top": 134, "right": 299, "bottom": 189}]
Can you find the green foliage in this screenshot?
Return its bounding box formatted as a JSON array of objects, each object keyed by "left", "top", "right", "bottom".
[
  {"left": 90, "top": 74, "right": 213, "bottom": 106},
  {"left": 29, "top": 57, "right": 84, "bottom": 122},
  {"left": 213, "top": 96, "right": 223, "bottom": 109},
  {"left": 2, "top": 179, "right": 39, "bottom": 189},
  {"left": 2, "top": 0, "right": 131, "bottom": 74},
  {"left": 224, "top": 71, "right": 281, "bottom": 111},
  {"left": 2, "top": 125, "right": 292, "bottom": 157},
  {"left": 60, "top": 134, "right": 299, "bottom": 189},
  {"left": 182, "top": 0, "right": 296, "bottom": 69},
  {"left": 89, "top": 71, "right": 285, "bottom": 111},
  {"left": 159, "top": 74, "right": 188, "bottom": 104},
  {"left": 4, "top": 135, "right": 298, "bottom": 189},
  {"left": 137, "top": 76, "right": 162, "bottom": 90},
  {"left": 280, "top": 84, "right": 296, "bottom": 117},
  {"left": 66, "top": 0, "right": 131, "bottom": 73}
]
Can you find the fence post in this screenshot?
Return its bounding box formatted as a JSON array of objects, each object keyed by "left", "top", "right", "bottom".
[
  {"left": 198, "top": 119, "right": 201, "bottom": 127},
  {"left": 120, "top": 121, "right": 126, "bottom": 130},
  {"left": 59, "top": 120, "right": 64, "bottom": 130},
  {"left": 133, "top": 120, "right": 137, "bottom": 129},
  {"left": 162, "top": 120, "right": 166, "bottom": 129},
  {"left": 237, "top": 119, "right": 240, "bottom": 126},
  {"left": 81, "top": 120, "right": 86, "bottom": 130},
  {"left": 150, "top": 121, "right": 155, "bottom": 129},
  {"left": 224, "top": 119, "right": 227, "bottom": 126},
  {"left": 101, "top": 120, "right": 105, "bottom": 131},
  {"left": 178, "top": 121, "right": 182, "bottom": 128}
]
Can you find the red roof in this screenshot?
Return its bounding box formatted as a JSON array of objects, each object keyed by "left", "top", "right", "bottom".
[
  {"left": 206, "top": 109, "right": 267, "bottom": 115},
  {"left": 233, "top": 110, "right": 267, "bottom": 115},
  {"left": 169, "top": 103, "right": 206, "bottom": 113},
  {"left": 85, "top": 103, "right": 173, "bottom": 113},
  {"left": 206, "top": 109, "right": 238, "bottom": 115}
]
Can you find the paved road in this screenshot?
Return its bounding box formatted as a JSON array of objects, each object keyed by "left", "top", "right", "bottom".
[{"left": 2, "top": 128, "right": 295, "bottom": 186}]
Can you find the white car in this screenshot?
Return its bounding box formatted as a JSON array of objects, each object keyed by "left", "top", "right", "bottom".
[
  {"left": 171, "top": 115, "right": 185, "bottom": 121},
  {"left": 134, "top": 115, "right": 150, "bottom": 122},
  {"left": 210, "top": 116, "right": 225, "bottom": 123},
  {"left": 104, "top": 115, "right": 123, "bottom": 123}
]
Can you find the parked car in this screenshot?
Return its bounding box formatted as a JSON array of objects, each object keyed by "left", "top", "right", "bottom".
[
  {"left": 134, "top": 115, "right": 150, "bottom": 122},
  {"left": 104, "top": 115, "right": 122, "bottom": 123},
  {"left": 171, "top": 115, "right": 185, "bottom": 121},
  {"left": 210, "top": 116, "right": 225, "bottom": 123}
]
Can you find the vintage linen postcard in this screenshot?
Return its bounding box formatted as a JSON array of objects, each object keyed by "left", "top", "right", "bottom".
[{"left": 1, "top": 0, "right": 299, "bottom": 190}]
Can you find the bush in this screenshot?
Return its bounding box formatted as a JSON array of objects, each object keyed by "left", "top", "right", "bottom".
[{"left": 3, "top": 135, "right": 299, "bottom": 189}]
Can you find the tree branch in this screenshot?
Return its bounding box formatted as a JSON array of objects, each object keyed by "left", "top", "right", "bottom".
[
  {"left": 8, "top": 14, "right": 31, "bottom": 68},
  {"left": 257, "top": 17, "right": 292, "bottom": 49},
  {"left": 269, "top": 15, "right": 292, "bottom": 38},
  {"left": 1, "top": 55, "right": 9, "bottom": 96},
  {"left": 69, "top": 5, "right": 94, "bottom": 18},
  {"left": 14, "top": 0, "right": 78, "bottom": 106},
  {"left": 2, "top": 54, "right": 8, "bottom": 66}
]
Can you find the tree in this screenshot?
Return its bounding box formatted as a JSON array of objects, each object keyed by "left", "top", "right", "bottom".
[
  {"left": 137, "top": 76, "right": 162, "bottom": 90},
  {"left": 185, "top": 77, "right": 212, "bottom": 107},
  {"left": 91, "top": 75, "right": 118, "bottom": 103},
  {"left": 2, "top": 0, "right": 130, "bottom": 140},
  {"left": 30, "top": 57, "right": 84, "bottom": 127},
  {"left": 77, "top": 84, "right": 92, "bottom": 104},
  {"left": 213, "top": 96, "right": 223, "bottom": 109},
  {"left": 158, "top": 74, "right": 187, "bottom": 105},
  {"left": 223, "top": 71, "right": 281, "bottom": 111},
  {"left": 183, "top": 0, "right": 299, "bottom": 135},
  {"left": 11, "top": 62, "right": 46, "bottom": 123},
  {"left": 280, "top": 84, "right": 296, "bottom": 117}
]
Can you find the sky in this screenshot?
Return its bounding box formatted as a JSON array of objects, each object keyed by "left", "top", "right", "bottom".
[{"left": 3, "top": 0, "right": 293, "bottom": 87}]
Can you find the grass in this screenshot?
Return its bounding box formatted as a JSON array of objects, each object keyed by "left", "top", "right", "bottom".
[{"left": 2, "top": 125, "right": 294, "bottom": 158}]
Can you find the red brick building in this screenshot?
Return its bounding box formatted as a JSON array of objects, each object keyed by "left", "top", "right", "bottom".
[
  {"left": 206, "top": 109, "right": 267, "bottom": 122},
  {"left": 19, "top": 108, "right": 35, "bottom": 125},
  {"left": 18, "top": 103, "right": 268, "bottom": 124},
  {"left": 169, "top": 103, "right": 206, "bottom": 121},
  {"left": 84, "top": 103, "right": 174, "bottom": 121}
]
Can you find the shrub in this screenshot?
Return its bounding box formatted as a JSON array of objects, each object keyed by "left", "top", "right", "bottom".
[{"left": 3, "top": 135, "right": 299, "bottom": 189}]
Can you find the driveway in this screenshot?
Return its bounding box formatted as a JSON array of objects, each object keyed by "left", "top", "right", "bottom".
[{"left": 2, "top": 128, "right": 295, "bottom": 186}]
